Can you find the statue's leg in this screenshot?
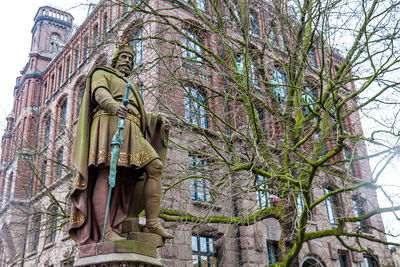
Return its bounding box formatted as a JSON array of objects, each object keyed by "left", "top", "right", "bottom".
[
  {"left": 127, "top": 173, "right": 145, "bottom": 218},
  {"left": 121, "top": 169, "right": 144, "bottom": 234},
  {"left": 92, "top": 165, "right": 125, "bottom": 241},
  {"left": 142, "top": 159, "right": 174, "bottom": 239}
]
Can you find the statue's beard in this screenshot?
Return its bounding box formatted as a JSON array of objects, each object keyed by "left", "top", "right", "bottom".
[{"left": 117, "top": 64, "right": 132, "bottom": 76}]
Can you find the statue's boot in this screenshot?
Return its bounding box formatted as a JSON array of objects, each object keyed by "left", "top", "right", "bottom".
[
  {"left": 143, "top": 220, "right": 174, "bottom": 239},
  {"left": 105, "top": 227, "right": 126, "bottom": 241},
  {"left": 143, "top": 159, "right": 174, "bottom": 239}
]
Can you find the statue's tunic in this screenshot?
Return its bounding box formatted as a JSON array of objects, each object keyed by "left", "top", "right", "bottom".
[
  {"left": 88, "top": 69, "right": 159, "bottom": 168},
  {"left": 69, "top": 66, "right": 168, "bottom": 244}
]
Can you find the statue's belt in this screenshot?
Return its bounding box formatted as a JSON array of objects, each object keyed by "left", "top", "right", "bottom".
[{"left": 93, "top": 109, "right": 141, "bottom": 129}]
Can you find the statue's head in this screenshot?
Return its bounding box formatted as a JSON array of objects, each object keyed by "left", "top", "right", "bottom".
[{"left": 111, "top": 44, "right": 135, "bottom": 76}]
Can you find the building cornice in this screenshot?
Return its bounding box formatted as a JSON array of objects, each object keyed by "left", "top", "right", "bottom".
[
  {"left": 14, "top": 72, "right": 42, "bottom": 90},
  {"left": 31, "top": 15, "right": 72, "bottom": 33}
]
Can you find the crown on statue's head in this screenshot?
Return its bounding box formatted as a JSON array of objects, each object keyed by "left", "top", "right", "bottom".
[{"left": 111, "top": 43, "right": 135, "bottom": 68}]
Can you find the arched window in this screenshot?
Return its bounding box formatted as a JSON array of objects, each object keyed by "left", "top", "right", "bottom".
[
  {"left": 57, "top": 147, "right": 64, "bottom": 179},
  {"left": 132, "top": 28, "right": 143, "bottom": 66},
  {"left": 184, "top": 85, "right": 208, "bottom": 128},
  {"left": 4, "top": 172, "right": 13, "bottom": 204},
  {"left": 43, "top": 114, "right": 51, "bottom": 145},
  {"left": 249, "top": 11, "right": 259, "bottom": 35},
  {"left": 302, "top": 256, "right": 325, "bottom": 267},
  {"left": 74, "top": 77, "right": 85, "bottom": 116},
  {"left": 47, "top": 204, "right": 58, "bottom": 244},
  {"left": 302, "top": 85, "right": 317, "bottom": 116},
  {"left": 343, "top": 146, "right": 355, "bottom": 176},
  {"left": 189, "top": 154, "right": 211, "bottom": 202},
  {"left": 352, "top": 195, "right": 369, "bottom": 233},
  {"left": 103, "top": 13, "right": 108, "bottom": 34},
  {"left": 269, "top": 24, "right": 279, "bottom": 46},
  {"left": 29, "top": 214, "right": 41, "bottom": 252},
  {"left": 74, "top": 46, "right": 80, "bottom": 69},
  {"left": 58, "top": 65, "right": 63, "bottom": 88},
  {"left": 50, "top": 33, "right": 61, "bottom": 53},
  {"left": 66, "top": 56, "right": 71, "bottom": 79},
  {"left": 59, "top": 99, "right": 68, "bottom": 133},
  {"left": 84, "top": 36, "right": 89, "bottom": 59},
  {"left": 43, "top": 81, "right": 48, "bottom": 102},
  {"left": 324, "top": 187, "right": 340, "bottom": 225},
  {"left": 343, "top": 146, "right": 352, "bottom": 160},
  {"left": 40, "top": 160, "right": 47, "bottom": 190},
  {"left": 256, "top": 175, "right": 270, "bottom": 209},
  {"left": 309, "top": 49, "right": 318, "bottom": 68},
  {"left": 93, "top": 23, "right": 99, "bottom": 46},
  {"left": 182, "top": 28, "right": 204, "bottom": 63},
  {"left": 267, "top": 241, "right": 280, "bottom": 264},
  {"left": 271, "top": 68, "right": 288, "bottom": 103},
  {"left": 51, "top": 74, "right": 55, "bottom": 93}
]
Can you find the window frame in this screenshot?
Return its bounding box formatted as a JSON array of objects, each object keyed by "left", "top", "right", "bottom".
[
  {"left": 103, "top": 13, "right": 108, "bottom": 34},
  {"left": 191, "top": 235, "right": 217, "bottom": 267},
  {"left": 184, "top": 85, "right": 208, "bottom": 128},
  {"left": 66, "top": 56, "right": 71, "bottom": 79},
  {"left": 44, "top": 115, "right": 51, "bottom": 144},
  {"left": 309, "top": 49, "right": 318, "bottom": 68},
  {"left": 249, "top": 11, "right": 259, "bottom": 36},
  {"left": 59, "top": 99, "right": 68, "bottom": 133},
  {"left": 352, "top": 196, "right": 369, "bottom": 233},
  {"left": 266, "top": 241, "right": 279, "bottom": 264},
  {"left": 324, "top": 187, "right": 340, "bottom": 225},
  {"left": 182, "top": 28, "right": 204, "bottom": 63},
  {"left": 56, "top": 148, "right": 64, "bottom": 179},
  {"left": 270, "top": 68, "right": 288, "bottom": 103},
  {"left": 338, "top": 250, "right": 349, "bottom": 267},
  {"left": 256, "top": 175, "right": 270, "bottom": 209},
  {"left": 47, "top": 204, "right": 58, "bottom": 244},
  {"left": 29, "top": 214, "right": 41, "bottom": 253},
  {"left": 41, "top": 160, "right": 47, "bottom": 190},
  {"left": 131, "top": 28, "right": 143, "bottom": 67},
  {"left": 301, "top": 85, "right": 317, "bottom": 116},
  {"left": 189, "top": 155, "right": 212, "bottom": 202}
]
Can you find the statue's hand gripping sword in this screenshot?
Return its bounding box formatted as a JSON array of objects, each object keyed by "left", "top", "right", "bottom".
[{"left": 102, "top": 82, "right": 132, "bottom": 242}]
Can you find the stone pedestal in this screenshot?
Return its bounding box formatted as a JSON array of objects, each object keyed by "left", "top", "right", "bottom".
[
  {"left": 74, "top": 236, "right": 164, "bottom": 266},
  {"left": 73, "top": 219, "right": 171, "bottom": 266},
  {"left": 73, "top": 252, "right": 162, "bottom": 267}
]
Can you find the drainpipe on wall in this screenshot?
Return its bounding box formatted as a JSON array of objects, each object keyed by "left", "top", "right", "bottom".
[{"left": 20, "top": 77, "right": 42, "bottom": 267}]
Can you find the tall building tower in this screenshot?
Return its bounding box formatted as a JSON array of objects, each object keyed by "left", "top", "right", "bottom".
[
  {"left": 0, "top": 7, "right": 73, "bottom": 263},
  {"left": 0, "top": 6, "right": 73, "bottom": 203}
]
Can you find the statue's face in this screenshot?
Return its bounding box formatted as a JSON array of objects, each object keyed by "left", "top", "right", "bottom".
[{"left": 116, "top": 52, "right": 133, "bottom": 76}]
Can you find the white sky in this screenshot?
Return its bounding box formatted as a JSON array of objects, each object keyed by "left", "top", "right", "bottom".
[
  {"left": 0, "top": 0, "right": 92, "bottom": 127},
  {"left": 0, "top": 0, "right": 398, "bottom": 245}
]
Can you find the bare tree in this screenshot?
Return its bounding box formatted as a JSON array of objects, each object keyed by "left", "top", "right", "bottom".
[
  {"left": 99, "top": 0, "right": 400, "bottom": 265},
  {"left": 2, "top": 0, "right": 400, "bottom": 265}
]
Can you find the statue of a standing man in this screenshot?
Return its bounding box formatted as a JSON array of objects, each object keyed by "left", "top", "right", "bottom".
[{"left": 69, "top": 44, "right": 173, "bottom": 244}]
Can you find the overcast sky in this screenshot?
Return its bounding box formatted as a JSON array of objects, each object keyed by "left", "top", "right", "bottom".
[
  {"left": 0, "top": 0, "right": 399, "bottom": 244},
  {"left": 0, "top": 0, "right": 93, "bottom": 127}
]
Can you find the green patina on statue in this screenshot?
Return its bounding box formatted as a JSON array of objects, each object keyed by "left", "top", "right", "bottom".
[{"left": 69, "top": 44, "right": 173, "bottom": 244}]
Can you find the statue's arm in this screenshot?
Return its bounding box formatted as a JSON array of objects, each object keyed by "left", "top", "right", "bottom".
[
  {"left": 91, "top": 70, "right": 120, "bottom": 114},
  {"left": 94, "top": 87, "right": 120, "bottom": 114}
]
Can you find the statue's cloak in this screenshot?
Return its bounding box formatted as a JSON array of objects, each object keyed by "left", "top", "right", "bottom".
[{"left": 69, "top": 65, "right": 169, "bottom": 244}]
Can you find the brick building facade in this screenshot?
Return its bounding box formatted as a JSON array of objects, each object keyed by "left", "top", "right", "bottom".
[{"left": 0, "top": 1, "right": 393, "bottom": 266}]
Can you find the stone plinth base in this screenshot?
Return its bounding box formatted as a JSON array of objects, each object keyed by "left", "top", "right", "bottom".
[
  {"left": 74, "top": 239, "right": 162, "bottom": 267},
  {"left": 73, "top": 252, "right": 162, "bottom": 266}
]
